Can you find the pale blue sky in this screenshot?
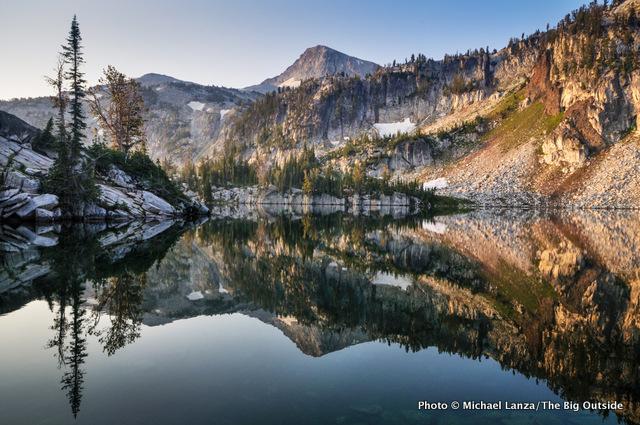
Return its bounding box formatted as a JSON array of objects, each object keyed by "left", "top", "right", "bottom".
[{"left": 1, "top": 0, "right": 588, "bottom": 100}]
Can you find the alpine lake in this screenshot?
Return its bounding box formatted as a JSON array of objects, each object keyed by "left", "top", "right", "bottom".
[{"left": 1, "top": 207, "right": 639, "bottom": 425}]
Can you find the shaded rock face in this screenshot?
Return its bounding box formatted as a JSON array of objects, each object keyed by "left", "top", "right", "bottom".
[
  {"left": 0, "top": 110, "right": 39, "bottom": 142},
  {"left": 525, "top": 49, "right": 562, "bottom": 115},
  {"left": 385, "top": 139, "right": 434, "bottom": 171}
]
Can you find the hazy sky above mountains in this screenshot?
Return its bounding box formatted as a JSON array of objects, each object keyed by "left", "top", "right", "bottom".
[{"left": 1, "top": 0, "right": 587, "bottom": 99}]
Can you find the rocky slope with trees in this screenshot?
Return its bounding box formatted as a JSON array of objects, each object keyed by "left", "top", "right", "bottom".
[
  {"left": 0, "top": 75, "right": 258, "bottom": 167},
  {"left": 0, "top": 110, "right": 205, "bottom": 222},
  {"left": 213, "top": 0, "right": 640, "bottom": 208}
]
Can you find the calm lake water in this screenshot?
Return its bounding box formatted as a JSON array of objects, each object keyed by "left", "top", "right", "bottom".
[{"left": 1, "top": 209, "right": 639, "bottom": 425}]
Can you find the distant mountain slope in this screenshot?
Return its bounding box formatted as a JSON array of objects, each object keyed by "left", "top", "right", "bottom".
[
  {"left": 0, "top": 77, "right": 259, "bottom": 165},
  {"left": 244, "top": 45, "right": 379, "bottom": 93}
]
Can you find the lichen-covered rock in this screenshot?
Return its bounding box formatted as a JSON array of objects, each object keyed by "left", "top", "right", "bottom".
[
  {"left": 97, "top": 184, "right": 142, "bottom": 214},
  {"left": 34, "top": 208, "right": 54, "bottom": 222},
  {"left": 107, "top": 167, "right": 135, "bottom": 189},
  {"left": 0, "top": 137, "right": 53, "bottom": 172},
  {"left": 0, "top": 189, "right": 19, "bottom": 202}
]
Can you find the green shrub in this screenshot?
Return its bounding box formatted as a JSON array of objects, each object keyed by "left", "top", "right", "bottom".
[{"left": 88, "top": 143, "right": 186, "bottom": 206}]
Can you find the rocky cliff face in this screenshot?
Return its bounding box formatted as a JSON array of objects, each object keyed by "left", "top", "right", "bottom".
[{"left": 407, "top": 0, "right": 640, "bottom": 207}]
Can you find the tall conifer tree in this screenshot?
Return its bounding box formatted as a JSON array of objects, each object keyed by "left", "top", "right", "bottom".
[
  {"left": 45, "top": 16, "right": 97, "bottom": 211},
  {"left": 63, "top": 15, "right": 87, "bottom": 158}
]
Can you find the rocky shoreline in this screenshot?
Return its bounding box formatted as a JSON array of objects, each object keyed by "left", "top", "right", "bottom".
[
  {"left": 209, "top": 185, "right": 425, "bottom": 214},
  {"left": 0, "top": 112, "right": 208, "bottom": 223}
]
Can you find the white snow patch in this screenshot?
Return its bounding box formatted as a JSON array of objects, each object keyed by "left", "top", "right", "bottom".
[
  {"left": 279, "top": 78, "right": 301, "bottom": 88},
  {"left": 218, "top": 282, "right": 229, "bottom": 294},
  {"left": 371, "top": 272, "right": 413, "bottom": 290},
  {"left": 423, "top": 177, "right": 448, "bottom": 190},
  {"left": 373, "top": 118, "right": 416, "bottom": 137},
  {"left": 155, "top": 86, "right": 164, "bottom": 91},
  {"left": 422, "top": 221, "right": 447, "bottom": 234},
  {"left": 186, "top": 291, "right": 204, "bottom": 301},
  {"left": 219, "top": 109, "right": 231, "bottom": 120},
  {"left": 187, "top": 101, "right": 205, "bottom": 111}
]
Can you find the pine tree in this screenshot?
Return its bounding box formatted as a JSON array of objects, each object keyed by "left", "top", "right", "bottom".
[
  {"left": 89, "top": 66, "right": 147, "bottom": 156},
  {"left": 63, "top": 15, "right": 87, "bottom": 158},
  {"left": 45, "top": 16, "right": 97, "bottom": 212},
  {"left": 352, "top": 162, "right": 365, "bottom": 193},
  {"left": 43, "top": 57, "right": 72, "bottom": 205},
  {"left": 32, "top": 117, "right": 56, "bottom": 151},
  {"left": 302, "top": 169, "right": 315, "bottom": 195}
]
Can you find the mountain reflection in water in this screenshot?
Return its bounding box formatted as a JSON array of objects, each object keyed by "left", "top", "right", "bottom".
[{"left": 0, "top": 209, "right": 639, "bottom": 425}]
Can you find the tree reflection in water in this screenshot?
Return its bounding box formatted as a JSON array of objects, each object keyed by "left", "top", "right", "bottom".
[
  {"left": 34, "top": 222, "right": 184, "bottom": 417},
  {"left": 2, "top": 210, "right": 640, "bottom": 424}
]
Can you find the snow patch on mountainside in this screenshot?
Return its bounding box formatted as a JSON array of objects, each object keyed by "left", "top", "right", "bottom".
[
  {"left": 423, "top": 177, "right": 448, "bottom": 190},
  {"left": 279, "top": 78, "right": 301, "bottom": 88},
  {"left": 220, "top": 109, "right": 231, "bottom": 120},
  {"left": 186, "top": 291, "right": 204, "bottom": 301},
  {"left": 371, "top": 272, "right": 413, "bottom": 290},
  {"left": 187, "top": 101, "right": 205, "bottom": 111},
  {"left": 374, "top": 118, "right": 416, "bottom": 137}
]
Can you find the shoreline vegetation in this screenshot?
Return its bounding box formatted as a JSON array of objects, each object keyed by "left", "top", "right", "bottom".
[{"left": 178, "top": 144, "right": 464, "bottom": 212}]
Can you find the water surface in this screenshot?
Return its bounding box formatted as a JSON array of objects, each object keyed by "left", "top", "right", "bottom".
[{"left": 1, "top": 210, "right": 639, "bottom": 424}]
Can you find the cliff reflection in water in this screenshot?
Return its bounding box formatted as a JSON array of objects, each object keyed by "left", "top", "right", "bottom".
[{"left": 1, "top": 209, "right": 640, "bottom": 423}]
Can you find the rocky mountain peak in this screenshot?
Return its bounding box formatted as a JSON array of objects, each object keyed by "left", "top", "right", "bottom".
[
  {"left": 245, "top": 45, "right": 379, "bottom": 93},
  {"left": 137, "top": 73, "right": 185, "bottom": 87}
]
